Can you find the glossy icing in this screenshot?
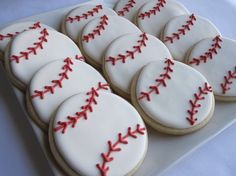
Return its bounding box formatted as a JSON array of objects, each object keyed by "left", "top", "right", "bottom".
[
  {"left": 104, "top": 33, "right": 171, "bottom": 97},
  {"left": 51, "top": 92, "right": 147, "bottom": 176},
  {"left": 81, "top": 15, "right": 141, "bottom": 67},
  {"left": 29, "top": 58, "right": 109, "bottom": 126},
  {"left": 136, "top": 59, "right": 214, "bottom": 129},
  {"left": 162, "top": 14, "right": 220, "bottom": 62}
]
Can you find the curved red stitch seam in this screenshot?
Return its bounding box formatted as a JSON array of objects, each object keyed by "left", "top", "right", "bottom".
[
  {"left": 75, "top": 55, "right": 85, "bottom": 62},
  {"left": 138, "top": 0, "right": 166, "bottom": 20},
  {"left": 138, "top": 59, "right": 174, "bottom": 101},
  {"left": 117, "top": 0, "right": 136, "bottom": 16},
  {"left": 164, "top": 14, "right": 196, "bottom": 44},
  {"left": 53, "top": 82, "right": 109, "bottom": 133},
  {"left": 10, "top": 28, "right": 49, "bottom": 63},
  {"left": 82, "top": 15, "right": 108, "bottom": 43},
  {"left": 0, "top": 22, "right": 41, "bottom": 41},
  {"left": 105, "top": 33, "right": 148, "bottom": 65},
  {"left": 220, "top": 67, "right": 236, "bottom": 94},
  {"left": 66, "top": 5, "right": 103, "bottom": 23},
  {"left": 189, "top": 35, "right": 222, "bottom": 66},
  {"left": 186, "top": 82, "right": 212, "bottom": 125},
  {"left": 31, "top": 57, "right": 75, "bottom": 100},
  {"left": 96, "top": 124, "right": 146, "bottom": 176}
]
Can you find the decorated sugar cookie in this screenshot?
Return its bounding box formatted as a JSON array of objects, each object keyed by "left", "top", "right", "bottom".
[
  {"left": 131, "top": 59, "right": 215, "bottom": 135},
  {"left": 162, "top": 14, "right": 220, "bottom": 62},
  {"left": 26, "top": 58, "right": 110, "bottom": 130},
  {"left": 136, "top": 0, "right": 189, "bottom": 37},
  {"left": 0, "top": 21, "right": 54, "bottom": 57},
  {"left": 114, "top": 0, "right": 149, "bottom": 21},
  {"left": 80, "top": 15, "right": 141, "bottom": 68},
  {"left": 4, "top": 28, "right": 82, "bottom": 90},
  {"left": 62, "top": 4, "right": 117, "bottom": 42},
  {"left": 49, "top": 91, "right": 147, "bottom": 176},
  {"left": 104, "top": 33, "right": 171, "bottom": 99},
  {"left": 187, "top": 36, "right": 236, "bottom": 101}
]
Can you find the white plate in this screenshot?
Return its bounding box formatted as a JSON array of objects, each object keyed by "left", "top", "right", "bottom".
[{"left": 0, "top": 0, "right": 236, "bottom": 175}]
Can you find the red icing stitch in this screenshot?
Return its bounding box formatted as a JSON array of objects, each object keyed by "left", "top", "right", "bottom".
[
  {"left": 138, "top": 0, "right": 166, "bottom": 20},
  {"left": 164, "top": 14, "right": 196, "bottom": 44},
  {"left": 186, "top": 82, "right": 212, "bottom": 126},
  {"left": 53, "top": 82, "right": 109, "bottom": 133},
  {"left": 31, "top": 57, "right": 76, "bottom": 100},
  {"left": 117, "top": 0, "right": 136, "bottom": 16},
  {"left": 220, "top": 67, "right": 236, "bottom": 94},
  {"left": 10, "top": 28, "right": 49, "bottom": 63},
  {"left": 82, "top": 15, "right": 108, "bottom": 43},
  {"left": 105, "top": 33, "right": 148, "bottom": 65},
  {"left": 138, "top": 59, "right": 174, "bottom": 101},
  {"left": 189, "top": 35, "right": 222, "bottom": 66},
  {"left": 66, "top": 5, "right": 103, "bottom": 23},
  {"left": 75, "top": 55, "right": 85, "bottom": 62},
  {"left": 96, "top": 124, "right": 145, "bottom": 176},
  {"left": 0, "top": 22, "right": 41, "bottom": 41}
]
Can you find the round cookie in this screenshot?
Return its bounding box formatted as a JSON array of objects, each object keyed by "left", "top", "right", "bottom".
[
  {"left": 162, "top": 14, "right": 221, "bottom": 62},
  {"left": 114, "top": 0, "right": 149, "bottom": 21},
  {"left": 26, "top": 58, "right": 110, "bottom": 130},
  {"left": 103, "top": 33, "right": 171, "bottom": 99},
  {"left": 187, "top": 36, "right": 236, "bottom": 101},
  {"left": 80, "top": 15, "right": 141, "bottom": 69},
  {"left": 0, "top": 21, "right": 54, "bottom": 59},
  {"left": 131, "top": 59, "right": 215, "bottom": 135},
  {"left": 4, "top": 28, "right": 81, "bottom": 91},
  {"left": 62, "top": 4, "right": 117, "bottom": 42},
  {"left": 49, "top": 91, "right": 147, "bottom": 176},
  {"left": 136, "top": 0, "right": 189, "bottom": 37}
]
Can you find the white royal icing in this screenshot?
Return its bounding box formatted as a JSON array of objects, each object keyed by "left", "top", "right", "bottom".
[
  {"left": 29, "top": 58, "right": 110, "bottom": 125},
  {"left": 0, "top": 21, "right": 54, "bottom": 52},
  {"left": 136, "top": 0, "right": 189, "bottom": 37},
  {"left": 81, "top": 15, "right": 141, "bottom": 67},
  {"left": 162, "top": 14, "right": 220, "bottom": 62},
  {"left": 6, "top": 29, "right": 81, "bottom": 86},
  {"left": 188, "top": 37, "right": 236, "bottom": 97},
  {"left": 136, "top": 59, "right": 214, "bottom": 129},
  {"left": 104, "top": 33, "right": 171, "bottom": 96},
  {"left": 63, "top": 4, "right": 117, "bottom": 42},
  {"left": 114, "top": 0, "right": 150, "bottom": 21},
  {"left": 52, "top": 92, "right": 147, "bottom": 176}
]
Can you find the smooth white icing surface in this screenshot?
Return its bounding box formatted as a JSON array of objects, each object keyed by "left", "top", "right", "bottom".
[
  {"left": 29, "top": 58, "right": 109, "bottom": 124},
  {"left": 188, "top": 37, "right": 236, "bottom": 96},
  {"left": 0, "top": 21, "right": 54, "bottom": 52},
  {"left": 104, "top": 33, "right": 171, "bottom": 95},
  {"left": 137, "top": 0, "right": 189, "bottom": 37},
  {"left": 136, "top": 60, "right": 214, "bottom": 129},
  {"left": 64, "top": 4, "right": 117, "bottom": 42},
  {"left": 114, "top": 0, "right": 149, "bottom": 21},
  {"left": 7, "top": 29, "right": 81, "bottom": 85},
  {"left": 81, "top": 15, "right": 141, "bottom": 66},
  {"left": 53, "top": 92, "right": 147, "bottom": 176},
  {"left": 163, "top": 15, "right": 220, "bottom": 62}
]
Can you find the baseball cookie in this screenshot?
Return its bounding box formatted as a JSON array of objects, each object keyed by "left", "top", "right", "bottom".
[
  {"left": 136, "top": 0, "right": 189, "bottom": 37},
  {"left": 103, "top": 32, "right": 171, "bottom": 99},
  {"left": 62, "top": 4, "right": 117, "bottom": 42},
  {"left": 80, "top": 15, "right": 141, "bottom": 68},
  {"left": 0, "top": 21, "right": 53, "bottom": 59},
  {"left": 26, "top": 58, "right": 110, "bottom": 130},
  {"left": 114, "top": 0, "right": 149, "bottom": 21},
  {"left": 131, "top": 59, "right": 215, "bottom": 135},
  {"left": 4, "top": 28, "right": 81, "bottom": 91},
  {"left": 162, "top": 14, "right": 220, "bottom": 62},
  {"left": 49, "top": 91, "right": 147, "bottom": 176},
  {"left": 187, "top": 36, "right": 236, "bottom": 101}
]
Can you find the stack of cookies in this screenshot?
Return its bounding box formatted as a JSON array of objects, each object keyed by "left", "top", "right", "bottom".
[{"left": 0, "top": 1, "right": 235, "bottom": 175}]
